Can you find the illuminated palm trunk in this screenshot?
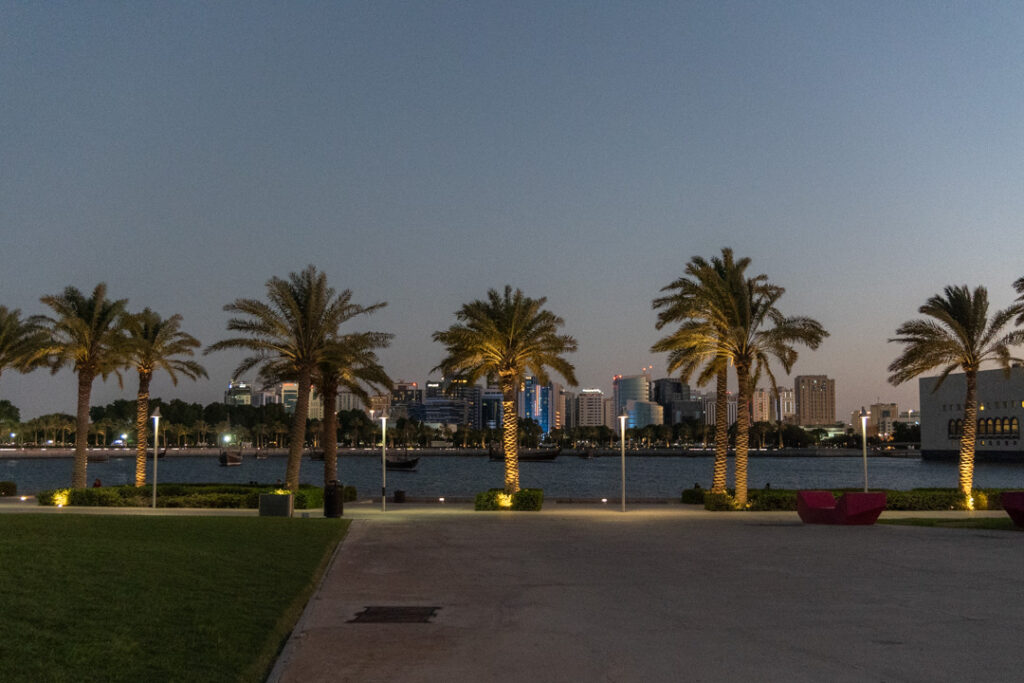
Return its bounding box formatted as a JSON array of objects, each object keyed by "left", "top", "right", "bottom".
[
  {"left": 134, "top": 370, "right": 152, "bottom": 487},
  {"left": 734, "top": 364, "right": 751, "bottom": 508},
  {"left": 958, "top": 370, "right": 978, "bottom": 506},
  {"left": 321, "top": 380, "right": 339, "bottom": 484},
  {"left": 72, "top": 372, "right": 94, "bottom": 489},
  {"left": 711, "top": 367, "right": 728, "bottom": 493},
  {"left": 502, "top": 379, "right": 519, "bottom": 494},
  {"left": 285, "top": 370, "right": 312, "bottom": 492}
]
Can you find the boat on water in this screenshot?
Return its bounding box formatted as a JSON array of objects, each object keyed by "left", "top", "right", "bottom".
[
  {"left": 219, "top": 449, "right": 242, "bottom": 466},
  {"left": 385, "top": 456, "right": 420, "bottom": 471}
]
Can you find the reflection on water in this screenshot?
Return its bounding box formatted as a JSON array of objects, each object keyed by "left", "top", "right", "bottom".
[{"left": 5, "top": 454, "right": 1024, "bottom": 498}]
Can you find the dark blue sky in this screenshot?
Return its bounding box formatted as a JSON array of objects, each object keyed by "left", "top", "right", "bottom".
[{"left": 3, "top": 2, "right": 1023, "bottom": 420}]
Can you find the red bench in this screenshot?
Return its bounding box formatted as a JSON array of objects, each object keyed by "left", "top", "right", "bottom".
[
  {"left": 797, "top": 491, "right": 887, "bottom": 525},
  {"left": 1001, "top": 491, "right": 1024, "bottom": 527}
]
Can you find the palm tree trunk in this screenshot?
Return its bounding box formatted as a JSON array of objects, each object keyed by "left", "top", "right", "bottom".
[
  {"left": 734, "top": 364, "right": 751, "bottom": 508},
  {"left": 72, "top": 372, "right": 94, "bottom": 489},
  {"left": 134, "top": 371, "right": 152, "bottom": 487},
  {"left": 711, "top": 367, "right": 729, "bottom": 493},
  {"left": 322, "top": 381, "right": 339, "bottom": 484},
  {"left": 958, "top": 370, "right": 978, "bottom": 505},
  {"left": 502, "top": 378, "right": 519, "bottom": 494},
  {"left": 285, "top": 371, "right": 312, "bottom": 492}
]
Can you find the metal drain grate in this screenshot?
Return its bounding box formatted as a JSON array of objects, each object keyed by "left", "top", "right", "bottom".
[{"left": 348, "top": 606, "right": 441, "bottom": 623}]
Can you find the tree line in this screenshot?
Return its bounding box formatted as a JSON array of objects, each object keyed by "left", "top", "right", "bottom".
[{"left": 2, "top": 257, "right": 1022, "bottom": 503}]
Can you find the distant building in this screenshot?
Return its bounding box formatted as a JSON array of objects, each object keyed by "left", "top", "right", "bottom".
[
  {"left": 920, "top": 368, "right": 1024, "bottom": 460},
  {"left": 751, "top": 388, "right": 772, "bottom": 423},
  {"left": 224, "top": 379, "right": 253, "bottom": 406},
  {"left": 613, "top": 374, "right": 651, "bottom": 417},
  {"left": 701, "top": 392, "right": 737, "bottom": 426},
  {"left": 773, "top": 387, "right": 796, "bottom": 423},
  {"left": 626, "top": 400, "right": 663, "bottom": 429},
  {"left": 481, "top": 387, "right": 503, "bottom": 430},
  {"left": 577, "top": 389, "right": 606, "bottom": 427},
  {"left": 520, "top": 376, "right": 551, "bottom": 434},
  {"left": 794, "top": 375, "right": 836, "bottom": 425}
]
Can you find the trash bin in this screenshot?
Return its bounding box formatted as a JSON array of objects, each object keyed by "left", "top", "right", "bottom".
[
  {"left": 394, "top": 490, "right": 406, "bottom": 504},
  {"left": 324, "top": 480, "right": 344, "bottom": 518}
]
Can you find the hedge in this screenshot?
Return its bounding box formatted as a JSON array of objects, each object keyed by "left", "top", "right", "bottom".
[
  {"left": 35, "top": 483, "right": 356, "bottom": 509},
  {"left": 682, "top": 486, "right": 1013, "bottom": 511},
  {"left": 474, "top": 488, "right": 544, "bottom": 511},
  {"left": 0, "top": 481, "right": 17, "bottom": 496}
]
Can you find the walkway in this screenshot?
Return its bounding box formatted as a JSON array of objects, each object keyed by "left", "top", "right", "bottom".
[{"left": 270, "top": 504, "right": 1022, "bottom": 682}]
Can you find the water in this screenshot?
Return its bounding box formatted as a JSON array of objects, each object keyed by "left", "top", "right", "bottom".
[{"left": 5, "top": 453, "right": 1024, "bottom": 498}]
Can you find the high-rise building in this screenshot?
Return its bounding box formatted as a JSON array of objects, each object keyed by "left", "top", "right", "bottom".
[
  {"left": 751, "top": 388, "right": 772, "bottom": 423},
  {"left": 772, "top": 387, "right": 796, "bottom": 423},
  {"left": 613, "top": 374, "right": 651, "bottom": 416},
  {"left": 626, "top": 399, "right": 664, "bottom": 428},
  {"left": 481, "top": 387, "right": 503, "bottom": 430},
  {"left": 701, "top": 392, "right": 737, "bottom": 426},
  {"left": 520, "top": 376, "right": 552, "bottom": 434},
  {"left": 224, "top": 379, "right": 253, "bottom": 406},
  {"left": 577, "top": 389, "right": 606, "bottom": 427},
  {"left": 850, "top": 403, "right": 900, "bottom": 439},
  {"left": 794, "top": 375, "right": 836, "bottom": 425}
]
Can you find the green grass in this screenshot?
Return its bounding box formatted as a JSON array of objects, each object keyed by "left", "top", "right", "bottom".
[
  {"left": 0, "top": 515, "right": 349, "bottom": 682},
  {"left": 879, "top": 517, "right": 1021, "bottom": 531}
]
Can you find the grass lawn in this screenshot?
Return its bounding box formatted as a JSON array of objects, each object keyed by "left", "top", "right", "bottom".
[
  {"left": 880, "top": 517, "right": 1021, "bottom": 531},
  {"left": 0, "top": 515, "right": 349, "bottom": 682}
]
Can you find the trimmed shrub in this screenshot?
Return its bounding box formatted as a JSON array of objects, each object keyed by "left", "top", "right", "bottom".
[
  {"left": 512, "top": 488, "right": 544, "bottom": 511},
  {"left": 475, "top": 488, "right": 544, "bottom": 511},
  {"left": 474, "top": 489, "right": 504, "bottom": 511},
  {"left": 703, "top": 492, "right": 738, "bottom": 511},
  {"left": 36, "top": 489, "right": 65, "bottom": 506},
  {"left": 0, "top": 481, "right": 16, "bottom": 496},
  {"left": 680, "top": 487, "right": 705, "bottom": 505},
  {"left": 747, "top": 490, "right": 798, "bottom": 511},
  {"left": 342, "top": 485, "right": 358, "bottom": 502},
  {"left": 68, "top": 488, "right": 128, "bottom": 507}
]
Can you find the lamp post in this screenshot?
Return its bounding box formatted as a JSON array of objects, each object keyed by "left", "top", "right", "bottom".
[
  {"left": 860, "top": 407, "right": 869, "bottom": 492},
  {"left": 619, "top": 412, "right": 627, "bottom": 513},
  {"left": 151, "top": 407, "right": 160, "bottom": 509},
  {"left": 380, "top": 414, "right": 387, "bottom": 512}
]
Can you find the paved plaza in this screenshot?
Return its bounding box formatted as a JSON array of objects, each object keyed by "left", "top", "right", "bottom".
[{"left": 270, "top": 504, "right": 1022, "bottom": 682}]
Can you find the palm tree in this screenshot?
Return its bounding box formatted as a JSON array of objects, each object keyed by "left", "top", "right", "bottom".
[
  {"left": 193, "top": 420, "right": 210, "bottom": 446},
  {"left": 39, "top": 284, "right": 128, "bottom": 488},
  {"left": 315, "top": 333, "right": 393, "bottom": 485},
  {"left": 653, "top": 250, "right": 826, "bottom": 506},
  {"left": 652, "top": 249, "right": 755, "bottom": 494},
  {"left": 888, "top": 285, "right": 1024, "bottom": 505},
  {"left": 433, "top": 286, "right": 577, "bottom": 494},
  {"left": 206, "top": 265, "right": 387, "bottom": 492},
  {"left": 123, "top": 309, "right": 207, "bottom": 486},
  {"left": 0, "top": 306, "right": 49, "bottom": 387}
]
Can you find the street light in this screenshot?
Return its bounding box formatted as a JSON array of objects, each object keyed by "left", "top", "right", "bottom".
[
  {"left": 151, "top": 407, "right": 161, "bottom": 508},
  {"left": 860, "top": 407, "right": 869, "bottom": 492},
  {"left": 619, "top": 412, "right": 628, "bottom": 513},
  {"left": 380, "top": 414, "right": 388, "bottom": 512}
]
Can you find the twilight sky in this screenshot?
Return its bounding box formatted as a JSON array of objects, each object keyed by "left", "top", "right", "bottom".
[{"left": 3, "top": 2, "right": 1024, "bottom": 422}]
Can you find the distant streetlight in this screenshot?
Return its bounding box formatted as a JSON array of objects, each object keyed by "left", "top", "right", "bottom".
[
  {"left": 860, "top": 407, "right": 869, "bottom": 492},
  {"left": 151, "top": 408, "right": 161, "bottom": 509},
  {"left": 380, "top": 414, "right": 388, "bottom": 512},
  {"left": 121, "top": 433, "right": 128, "bottom": 447},
  {"left": 619, "top": 412, "right": 627, "bottom": 513}
]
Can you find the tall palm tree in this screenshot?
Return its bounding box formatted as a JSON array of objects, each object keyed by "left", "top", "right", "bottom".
[
  {"left": 122, "top": 309, "right": 207, "bottom": 486},
  {"left": 653, "top": 249, "right": 826, "bottom": 506},
  {"left": 652, "top": 249, "right": 755, "bottom": 494},
  {"left": 206, "top": 265, "right": 387, "bottom": 492},
  {"left": 889, "top": 285, "right": 1024, "bottom": 504},
  {"left": 433, "top": 286, "right": 577, "bottom": 494},
  {"left": 39, "top": 284, "right": 128, "bottom": 488},
  {"left": 716, "top": 276, "right": 827, "bottom": 506},
  {"left": 315, "top": 333, "right": 393, "bottom": 485},
  {"left": 0, "top": 306, "right": 48, "bottom": 385}
]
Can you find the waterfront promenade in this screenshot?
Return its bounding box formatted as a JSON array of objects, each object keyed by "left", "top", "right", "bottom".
[{"left": 270, "top": 503, "right": 1021, "bottom": 682}]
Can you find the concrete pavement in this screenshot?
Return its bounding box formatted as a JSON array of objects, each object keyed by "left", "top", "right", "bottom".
[{"left": 269, "top": 504, "right": 1022, "bottom": 682}]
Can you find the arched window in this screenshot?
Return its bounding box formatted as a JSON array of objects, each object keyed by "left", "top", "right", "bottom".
[
  {"left": 978, "top": 419, "right": 988, "bottom": 435},
  {"left": 993, "top": 418, "right": 1002, "bottom": 434},
  {"left": 956, "top": 419, "right": 964, "bottom": 436},
  {"left": 1011, "top": 417, "right": 1020, "bottom": 437},
  {"left": 949, "top": 419, "right": 958, "bottom": 437}
]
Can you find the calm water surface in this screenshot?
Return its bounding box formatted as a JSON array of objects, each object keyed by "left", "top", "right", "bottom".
[{"left": 5, "top": 453, "right": 1024, "bottom": 498}]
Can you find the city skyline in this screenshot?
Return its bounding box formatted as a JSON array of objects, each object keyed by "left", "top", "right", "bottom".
[{"left": 5, "top": 3, "right": 1024, "bottom": 422}]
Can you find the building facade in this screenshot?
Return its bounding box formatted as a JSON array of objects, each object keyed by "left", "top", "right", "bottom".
[
  {"left": 794, "top": 375, "right": 836, "bottom": 425},
  {"left": 920, "top": 367, "right": 1024, "bottom": 460}
]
